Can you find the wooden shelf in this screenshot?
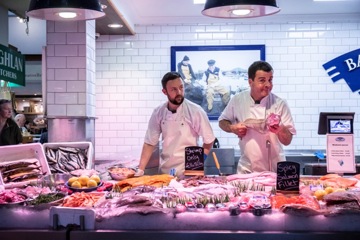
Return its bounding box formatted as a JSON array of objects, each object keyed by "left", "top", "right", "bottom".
[{"left": 23, "top": 112, "right": 43, "bottom": 115}]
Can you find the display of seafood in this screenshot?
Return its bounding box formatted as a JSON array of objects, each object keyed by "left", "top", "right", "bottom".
[
  {"left": 44, "top": 147, "right": 88, "bottom": 173},
  {"left": 0, "top": 189, "right": 27, "bottom": 204},
  {"left": 0, "top": 159, "right": 46, "bottom": 184},
  {"left": 4, "top": 165, "right": 360, "bottom": 224}
]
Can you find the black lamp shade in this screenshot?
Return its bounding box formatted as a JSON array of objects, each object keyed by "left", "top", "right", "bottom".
[
  {"left": 27, "top": 0, "right": 105, "bottom": 21},
  {"left": 202, "top": 0, "right": 280, "bottom": 18}
]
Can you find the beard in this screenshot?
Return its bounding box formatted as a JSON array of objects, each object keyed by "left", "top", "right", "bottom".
[{"left": 168, "top": 94, "right": 184, "bottom": 106}]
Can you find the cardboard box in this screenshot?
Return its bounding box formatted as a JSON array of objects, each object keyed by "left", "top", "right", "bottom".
[
  {"left": 43, "top": 141, "right": 94, "bottom": 171},
  {"left": 0, "top": 143, "right": 51, "bottom": 189}
]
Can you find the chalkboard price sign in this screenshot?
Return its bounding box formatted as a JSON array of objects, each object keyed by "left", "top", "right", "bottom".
[
  {"left": 185, "top": 146, "right": 204, "bottom": 171},
  {"left": 276, "top": 161, "right": 300, "bottom": 192}
]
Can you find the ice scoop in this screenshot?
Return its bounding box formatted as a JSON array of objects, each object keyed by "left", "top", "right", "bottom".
[{"left": 212, "top": 152, "right": 224, "bottom": 176}]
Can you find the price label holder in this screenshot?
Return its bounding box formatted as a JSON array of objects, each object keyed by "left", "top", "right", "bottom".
[
  {"left": 326, "top": 134, "right": 355, "bottom": 174},
  {"left": 50, "top": 206, "right": 96, "bottom": 230},
  {"left": 276, "top": 161, "right": 300, "bottom": 194},
  {"left": 184, "top": 146, "right": 204, "bottom": 176}
]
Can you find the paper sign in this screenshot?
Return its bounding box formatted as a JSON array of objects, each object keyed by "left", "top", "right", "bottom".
[{"left": 326, "top": 134, "right": 355, "bottom": 173}]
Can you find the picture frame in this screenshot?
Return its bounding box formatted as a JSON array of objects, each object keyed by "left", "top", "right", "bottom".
[{"left": 171, "top": 45, "right": 265, "bottom": 120}]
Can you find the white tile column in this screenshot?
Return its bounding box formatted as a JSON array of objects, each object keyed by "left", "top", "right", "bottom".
[{"left": 45, "top": 20, "right": 96, "bottom": 145}]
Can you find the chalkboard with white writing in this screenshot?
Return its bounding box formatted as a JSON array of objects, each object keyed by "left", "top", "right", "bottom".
[
  {"left": 276, "top": 161, "right": 300, "bottom": 192},
  {"left": 185, "top": 146, "right": 204, "bottom": 171}
]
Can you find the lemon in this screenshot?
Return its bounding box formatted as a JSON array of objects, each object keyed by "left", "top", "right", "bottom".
[
  {"left": 71, "top": 181, "right": 81, "bottom": 188},
  {"left": 78, "top": 175, "right": 90, "bottom": 186},
  {"left": 87, "top": 179, "right": 98, "bottom": 188},
  {"left": 314, "top": 189, "right": 327, "bottom": 200},
  {"left": 90, "top": 175, "right": 101, "bottom": 184},
  {"left": 68, "top": 177, "right": 79, "bottom": 185},
  {"left": 324, "top": 186, "right": 334, "bottom": 194}
]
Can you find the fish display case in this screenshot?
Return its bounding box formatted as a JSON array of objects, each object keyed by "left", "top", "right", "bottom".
[{"left": 2, "top": 161, "right": 360, "bottom": 240}]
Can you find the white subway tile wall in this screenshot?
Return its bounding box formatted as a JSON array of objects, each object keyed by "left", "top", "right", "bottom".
[
  {"left": 95, "top": 20, "right": 360, "bottom": 161},
  {"left": 46, "top": 21, "right": 96, "bottom": 117}
]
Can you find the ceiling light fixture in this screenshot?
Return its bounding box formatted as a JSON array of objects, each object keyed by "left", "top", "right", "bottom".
[
  {"left": 58, "top": 12, "right": 77, "bottom": 19},
  {"left": 202, "top": 0, "right": 280, "bottom": 18},
  {"left": 108, "top": 24, "right": 123, "bottom": 28},
  {"left": 27, "top": 0, "right": 105, "bottom": 21}
]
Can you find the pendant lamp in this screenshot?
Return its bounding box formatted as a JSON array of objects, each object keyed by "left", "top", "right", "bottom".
[
  {"left": 27, "top": 0, "right": 105, "bottom": 21},
  {"left": 202, "top": 0, "right": 280, "bottom": 18}
]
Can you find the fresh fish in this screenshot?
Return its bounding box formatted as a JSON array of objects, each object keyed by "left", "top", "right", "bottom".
[
  {"left": 0, "top": 161, "right": 38, "bottom": 172},
  {"left": 59, "top": 147, "right": 79, "bottom": 154},
  {"left": 67, "top": 159, "right": 80, "bottom": 171},
  {"left": 77, "top": 152, "right": 88, "bottom": 168},
  {"left": 5, "top": 171, "right": 45, "bottom": 183},
  {"left": 1, "top": 166, "right": 42, "bottom": 178},
  {"left": 323, "top": 191, "right": 360, "bottom": 205},
  {"left": 280, "top": 204, "right": 324, "bottom": 217},
  {"left": 243, "top": 118, "right": 266, "bottom": 133}
]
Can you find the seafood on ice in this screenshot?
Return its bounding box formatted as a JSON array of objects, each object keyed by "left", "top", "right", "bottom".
[{"left": 44, "top": 147, "right": 89, "bottom": 173}]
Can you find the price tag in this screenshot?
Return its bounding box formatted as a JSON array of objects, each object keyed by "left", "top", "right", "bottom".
[
  {"left": 276, "top": 161, "right": 300, "bottom": 193},
  {"left": 184, "top": 146, "right": 204, "bottom": 176}
]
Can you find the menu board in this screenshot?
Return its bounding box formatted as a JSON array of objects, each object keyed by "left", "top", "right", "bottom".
[
  {"left": 185, "top": 146, "right": 204, "bottom": 171},
  {"left": 276, "top": 161, "right": 300, "bottom": 192}
]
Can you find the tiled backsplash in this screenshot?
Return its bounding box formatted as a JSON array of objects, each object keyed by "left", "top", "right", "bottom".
[{"left": 95, "top": 20, "right": 360, "bottom": 161}]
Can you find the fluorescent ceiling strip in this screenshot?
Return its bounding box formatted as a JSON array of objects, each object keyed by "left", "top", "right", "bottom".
[{"left": 194, "top": 0, "right": 206, "bottom": 4}]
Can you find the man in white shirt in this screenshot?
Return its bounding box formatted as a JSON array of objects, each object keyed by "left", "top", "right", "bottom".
[
  {"left": 219, "top": 61, "right": 296, "bottom": 173},
  {"left": 136, "top": 72, "right": 215, "bottom": 177}
]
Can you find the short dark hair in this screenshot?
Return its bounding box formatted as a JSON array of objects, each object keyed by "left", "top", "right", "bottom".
[
  {"left": 0, "top": 99, "right": 11, "bottom": 106},
  {"left": 248, "top": 61, "right": 273, "bottom": 80},
  {"left": 161, "top": 71, "right": 182, "bottom": 89}
]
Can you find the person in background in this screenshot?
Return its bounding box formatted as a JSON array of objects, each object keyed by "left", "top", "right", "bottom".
[
  {"left": 24, "top": 120, "right": 32, "bottom": 133},
  {"left": 39, "top": 131, "right": 48, "bottom": 144},
  {"left": 0, "top": 99, "right": 22, "bottom": 146},
  {"left": 218, "top": 61, "right": 296, "bottom": 173},
  {"left": 136, "top": 72, "right": 215, "bottom": 177},
  {"left": 14, "top": 113, "right": 29, "bottom": 134},
  {"left": 203, "top": 59, "right": 230, "bottom": 112}
]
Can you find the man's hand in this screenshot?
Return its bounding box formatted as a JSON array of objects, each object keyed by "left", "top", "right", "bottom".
[
  {"left": 268, "top": 124, "right": 280, "bottom": 134},
  {"left": 230, "top": 123, "right": 247, "bottom": 138},
  {"left": 134, "top": 168, "right": 144, "bottom": 177}
]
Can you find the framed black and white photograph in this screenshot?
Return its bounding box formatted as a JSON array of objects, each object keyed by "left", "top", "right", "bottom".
[{"left": 171, "top": 45, "right": 265, "bottom": 120}]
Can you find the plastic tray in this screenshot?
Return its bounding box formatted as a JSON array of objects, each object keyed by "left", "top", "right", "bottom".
[
  {"left": 43, "top": 141, "right": 94, "bottom": 171},
  {"left": 0, "top": 143, "right": 51, "bottom": 189}
]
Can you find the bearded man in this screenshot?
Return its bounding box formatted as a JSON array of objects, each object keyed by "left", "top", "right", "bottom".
[{"left": 136, "top": 72, "right": 215, "bottom": 177}]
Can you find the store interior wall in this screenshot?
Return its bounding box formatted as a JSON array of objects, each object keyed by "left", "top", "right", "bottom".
[
  {"left": 94, "top": 19, "right": 360, "bottom": 161},
  {"left": 7, "top": 15, "right": 360, "bottom": 161}
]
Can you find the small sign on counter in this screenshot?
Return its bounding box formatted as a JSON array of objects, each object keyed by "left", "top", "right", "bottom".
[
  {"left": 326, "top": 134, "right": 355, "bottom": 173},
  {"left": 276, "top": 161, "right": 300, "bottom": 193},
  {"left": 184, "top": 146, "right": 204, "bottom": 176}
]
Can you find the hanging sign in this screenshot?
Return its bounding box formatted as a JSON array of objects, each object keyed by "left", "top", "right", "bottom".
[
  {"left": 276, "top": 161, "right": 300, "bottom": 193},
  {"left": 0, "top": 44, "right": 25, "bottom": 86},
  {"left": 184, "top": 146, "right": 204, "bottom": 176}
]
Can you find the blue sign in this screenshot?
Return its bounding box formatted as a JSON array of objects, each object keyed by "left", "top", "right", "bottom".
[{"left": 323, "top": 48, "right": 360, "bottom": 93}]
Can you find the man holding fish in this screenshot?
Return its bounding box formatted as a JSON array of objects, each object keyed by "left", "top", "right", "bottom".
[{"left": 218, "top": 61, "right": 296, "bottom": 174}]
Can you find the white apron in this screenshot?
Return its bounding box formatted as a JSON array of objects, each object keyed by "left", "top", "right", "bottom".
[
  {"left": 159, "top": 106, "right": 197, "bottom": 177},
  {"left": 238, "top": 99, "right": 285, "bottom": 173}
]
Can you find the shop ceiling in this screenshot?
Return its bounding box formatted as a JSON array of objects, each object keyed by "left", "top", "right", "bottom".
[{"left": 1, "top": 0, "right": 359, "bottom": 36}]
